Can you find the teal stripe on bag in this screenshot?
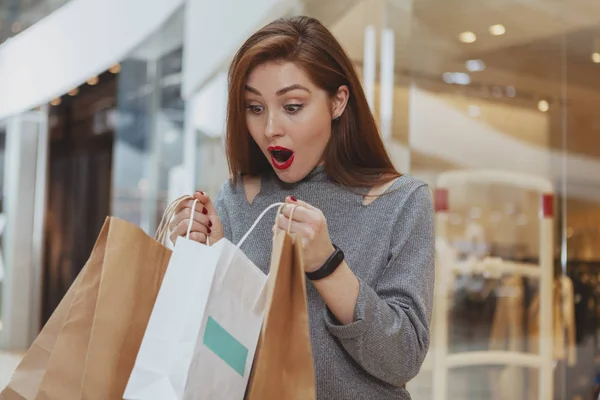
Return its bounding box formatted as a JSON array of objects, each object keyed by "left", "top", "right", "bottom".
[{"left": 203, "top": 316, "right": 248, "bottom": 376}]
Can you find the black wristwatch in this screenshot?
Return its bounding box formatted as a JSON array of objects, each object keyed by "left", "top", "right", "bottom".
[{"left": 305, "top": 244, "right": 345, "bottom": 281}]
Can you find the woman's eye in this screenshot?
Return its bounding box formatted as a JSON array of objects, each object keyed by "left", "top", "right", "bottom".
[
  {"left": 246, "top": 105, "right": 264, "bottom": 114},
  {"left": 284, "top": 104, "right": 303, "bottom": 114}
]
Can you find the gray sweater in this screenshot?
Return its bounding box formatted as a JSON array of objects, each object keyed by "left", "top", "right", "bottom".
[{"left": 214, "top": 165, "right": 435, "bottom": 400}]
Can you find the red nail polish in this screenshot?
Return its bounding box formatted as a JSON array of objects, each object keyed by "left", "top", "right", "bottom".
[
  {"left": 290, "top": 196, "right": 297, "bottom": 202},
  {"left": 208, "top": 220, "right": 213, "bottom": 228},
  {"left": 202, "top": 208, "right": 208, "bottom": 215},
  {"left": 208, "top": 227, "right": 212, "bottom": 234}
]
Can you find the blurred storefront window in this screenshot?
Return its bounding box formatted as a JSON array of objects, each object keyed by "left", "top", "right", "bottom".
[
  {"left": 112, "top": 7, "right": 185, "bottom": 235},
  {"left": 404, "top": 1, "right": 599, "bottom": 398}
]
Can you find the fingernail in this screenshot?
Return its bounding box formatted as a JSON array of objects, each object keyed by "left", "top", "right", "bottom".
[
  {"left": 290, "top": 196, "right": 297, "bottom": 202},
  {"left": 208, "top": 227, "right": 212, "bottom": 234},
  {"left": 208, "top": 220, "right": 213, "bottom": 228},
  {"left": 202, "top": 208, "right": 208, "bottom": 215}
]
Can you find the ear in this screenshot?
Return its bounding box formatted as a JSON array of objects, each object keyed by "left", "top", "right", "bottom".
[{"left": 331, "top": 85, "right": 350, "bottom": 120}]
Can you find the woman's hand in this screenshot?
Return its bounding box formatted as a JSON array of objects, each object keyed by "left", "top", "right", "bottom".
[
  {"left": 276, "top": 196, "right": 360, "bottom": 325},
  {"left": 275, "top": 196, "right": 335, "bottom": 272},
  {"left": 169, "top": 191, "right": 225, "bottom": 245}
]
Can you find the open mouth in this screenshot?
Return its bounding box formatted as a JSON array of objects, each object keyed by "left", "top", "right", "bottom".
[{"left": 268, "top": 146, "right": 295, "bottom": 170}]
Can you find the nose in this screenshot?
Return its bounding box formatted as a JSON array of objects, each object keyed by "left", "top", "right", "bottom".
[{"left": 264, "top": 111, "right": 284, "bottom": 140}]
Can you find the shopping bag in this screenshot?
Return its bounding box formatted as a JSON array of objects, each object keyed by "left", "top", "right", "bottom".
[
  {"left": 0, "top": 215, "right": 173, "bottom": 400},
  {"left": 0, "top": 264, "right": 85, "bottom": 400},
  {"left": 79, "top": 217, "right": 173, "bottom": 399},
  {"left": 124, "top": 202, "right": 283, "bottom": 400},
  {"left": 37, "top": 216, "right": 172, "bottom": 400},
  {"left": 245, "top": 226, "right": 316, "bottom": 400},
  {"left": 35, "top": 219, "right": 111, "bottom": 399}
]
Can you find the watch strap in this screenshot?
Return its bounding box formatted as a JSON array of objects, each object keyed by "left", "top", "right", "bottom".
[{"left": 305, "top": 244, "right": 344, "bottom": 281}]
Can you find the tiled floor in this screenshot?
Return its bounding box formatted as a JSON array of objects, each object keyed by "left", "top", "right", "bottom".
[{"left": 0, "top": 352, "right": 23, "bottom": 390}]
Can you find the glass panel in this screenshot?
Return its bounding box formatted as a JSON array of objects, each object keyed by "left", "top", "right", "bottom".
[
  {"left": 193, "top": 68, "right": 230, "bottom": 198},
  {"left": 0, "top": 124, "right": 5, "bottom": 325},
  {"left": 112, "top": 7, "right": 185, "bottom": 234},
  {"left": 402, "top": 0, "right": 600, "bottom": 398},
  {"left": 563, "top": 18, "right": 600, "bottom": 400}
]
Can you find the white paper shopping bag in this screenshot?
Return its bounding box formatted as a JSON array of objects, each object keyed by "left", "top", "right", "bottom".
[
  {"left": 182, "top": 241, "right": 268, "bottom": 400},
  {"left": 124, "top": 200, "right": 283, "bottom": 400}
]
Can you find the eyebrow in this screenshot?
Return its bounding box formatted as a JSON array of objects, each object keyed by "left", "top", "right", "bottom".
[{"left": 244, "top": 84, "right": 311, "bottom": 96}]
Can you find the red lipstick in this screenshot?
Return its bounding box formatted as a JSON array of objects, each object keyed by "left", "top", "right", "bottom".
[{"left": 268, "top": 146, "right": 295, "bottom": 170}]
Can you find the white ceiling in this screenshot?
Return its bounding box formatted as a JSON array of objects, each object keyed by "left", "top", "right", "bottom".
[{"left": 327, "top": 0, "right": 600, "bottom": 154}]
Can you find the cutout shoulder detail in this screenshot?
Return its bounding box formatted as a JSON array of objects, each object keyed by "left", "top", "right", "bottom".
[
  {"left": 362, "top": 177, "right": 400, "bottom": 206},
  {"left": 242, "top": 175, "right": 261, "bottom": 205}
]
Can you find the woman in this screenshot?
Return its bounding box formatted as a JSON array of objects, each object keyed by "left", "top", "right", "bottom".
[{"left": 170, "top": 16, "right": 434, "bottom": 400}]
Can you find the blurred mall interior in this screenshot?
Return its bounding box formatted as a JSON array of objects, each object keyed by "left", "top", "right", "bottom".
[{"left": 1, "top": 0, "right": 600, "bottom": 398}]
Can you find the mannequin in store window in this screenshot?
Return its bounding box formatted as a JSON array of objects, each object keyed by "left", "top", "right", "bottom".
[{"left": 169, "top": 16, "right": 434, "bottom": 400}]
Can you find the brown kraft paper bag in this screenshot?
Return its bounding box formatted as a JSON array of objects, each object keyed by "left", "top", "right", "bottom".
[
  {"left": 34, "top": 219, "right": 112, "bottom": 400},
  {"left": 80, "top": 217, "right": 172, "bottom": 399},
  {"left": 3, "top": 217, "right": 172, "bottom": 400},
  {"left": 246, "top": 229, "right": 316, "bottom": 399},
  {"left": 0, "top": 265, "right": 86, "bottom": 400}
]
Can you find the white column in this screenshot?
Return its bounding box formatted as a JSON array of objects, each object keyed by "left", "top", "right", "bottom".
[
  {"left": 1, "top": 111, "right": 47, "bottom": 349},
  {"left": 363, "top": 25, "right": 376, "bottom": 112}
]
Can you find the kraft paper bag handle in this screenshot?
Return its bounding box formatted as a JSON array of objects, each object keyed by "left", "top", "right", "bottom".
[
  {"left": 276, "top": 203, "right": 297, "bottom": 234},
  {"left": 154, "top": 195, "right": 216, "bottom": 246},
  {"left": 154, "top": 195, "right": 194, "bottom": 244}
]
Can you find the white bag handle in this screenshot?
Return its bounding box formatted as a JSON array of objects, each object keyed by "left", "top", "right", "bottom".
[
  {"left": 154, "top": 195, "right": 193, "bottom": 244},
  {"left": 167, "top": 197, "right": 297, "bottom": 248},
  {"left": 236, "top": 202, "right": 300, "bottom": 248}
]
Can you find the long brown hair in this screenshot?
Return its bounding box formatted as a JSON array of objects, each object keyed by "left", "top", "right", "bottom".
[{"left": 226, "top": 16, "right": 400, "bottom": 187}]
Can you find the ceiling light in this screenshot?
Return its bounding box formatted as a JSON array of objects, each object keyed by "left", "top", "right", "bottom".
[
  {"left": 592, "top": 53, "right": 600, "bottom": 63},
  {"left": 465, "top": 59, "right": 485, "bottom": 72},
  {"left": 443, "top": 72, "right": 471, "bottom": 85},
  {"left": 87, "top": 76, "right": 99, "bottom": 85},
  {"left": 50, "top": 97, "right": 62, "bottom": 106},
  {"left": 109, "top": 64, "right": 121, "bottom": 74},
  {"left": 68, "top": 88, "right": 79, "bottom": 96},
  {"left": 459, "top": 31, "right": 477, "bottom": 44},
  {"left": 489, "top": 24, "right": 506, "bottom": 36},
  {"left": 538, "top": 100, "right": 549, "bottom": 112}
]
